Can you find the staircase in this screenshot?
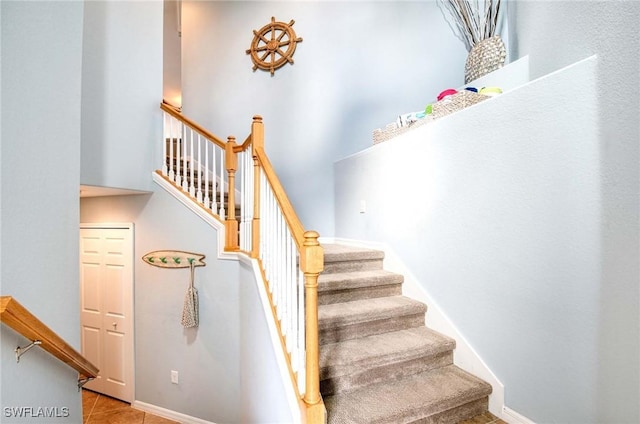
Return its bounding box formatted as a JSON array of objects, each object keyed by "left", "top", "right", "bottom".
[{"left": 319, "top": 244, "right": 492, "bottom": 423}]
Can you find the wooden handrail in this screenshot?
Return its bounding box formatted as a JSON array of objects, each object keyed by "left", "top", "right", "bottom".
[
  {"left": 0, "top": 296, "right": 99, "bottom": 381},
  {"left": 254, "top": 147, "right": 306, "bottom": 250},
  {"left": 234, "top": 134, "right": 252, "bottom": 152},
  {"left": 160, "top": 102, "right": 226, "bottom": 148}
]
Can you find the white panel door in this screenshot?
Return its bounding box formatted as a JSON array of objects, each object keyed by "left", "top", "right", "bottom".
[{"left": 80, "top": 225, "right": 134, "bottom": 402}]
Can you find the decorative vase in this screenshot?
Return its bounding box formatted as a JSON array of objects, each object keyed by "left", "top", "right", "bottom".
[{"left": 464, "top": 35, "right": 507, "bottom": 84}]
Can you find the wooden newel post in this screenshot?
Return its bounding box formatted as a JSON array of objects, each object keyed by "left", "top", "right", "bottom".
[
  {"left": 301, "top": 231, "right": 325, "bottom": 422},
  {"left": 225, "top": 136, "right": 239, "bottom": 251},
  {"left": 251, "top": 116, "right": 264, "bottom": 259}
]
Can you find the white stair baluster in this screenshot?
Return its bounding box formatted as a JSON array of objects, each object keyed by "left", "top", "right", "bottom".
[
  {"left": 219, "top": 152, "right": 225, "bottom": 218},
  {"left": 288, "top": 233, "right": 298, "bottom": 370},
  {"left": 168, "top": 117, "right": 175, "bottom": 180},
  {"left": 269, "top": 189, "right": 276, "bottom": 293},
  {"left": 189, "top": 130, "right": 195, "bottom": 197},
  {"left": 211, "top": 145, "right": 217, "bottom": 213},
  {"left": 204, "top": 141, "right": 210, "bottom": 209},
  {"left": 298, "top": 266, "right": 306, "bottom": 395},
  {"left": 183, "top": 126, "right": 190, "bottom": 192},
  {"left": 284, "top": 225, "right": 292, "bottom": 351},
  {"left": 162, "top": 113, "right": 168, "bottom": 176},
  {"left": 196, "top": 134, "right": 203, "bottom": 204},
  {"left": 276, "top": 209, "right": 282, "bottom": 321},
  {"left": 282, "top": 217, "right": 287, "bottom": 330},
  {"left": 266, "top": 187, "right": 273, "bottom": 292},
  {"left": 259, "top": 171, "right": 267, "bottom": 266},
  {"left": 175, "top": 121, "right": 182, "bottom": 186},
  {"left": 182, "top": 124, "right": 188, "bottom": 191}
]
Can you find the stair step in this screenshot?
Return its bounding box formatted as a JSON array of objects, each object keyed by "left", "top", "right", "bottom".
[
  {"left": 320, "top": 327, "right": 455, "bottom": 395},
  {"left": 322, "top": 244, "right": 385, "bottom": 274},
  {"left": 319, "top": 296, "right": 426, "bottom": 344},
  {"left": 323, "top": 365, "right": 492, "bottom": 424},
  {"left": 318, "top": 270, "right": 403, "bottom": 304}
]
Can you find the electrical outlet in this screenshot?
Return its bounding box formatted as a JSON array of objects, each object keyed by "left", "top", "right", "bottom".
[{"left": 171, "top": 370, "right": 179, "bottom": 384}]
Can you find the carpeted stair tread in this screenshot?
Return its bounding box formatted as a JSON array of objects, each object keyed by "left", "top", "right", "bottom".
[
  {"left": 318, "top": 269, "right": 404, "bottom": 304},
  {"left": 319, "top": 296, "right": 426, "bottom": 331},
  {"left": 318, "top": 270, "right": 403, "bottom": 291},
  {"left": 320, "top": 327, "right": 454, "bottom": 370},
  {"left": 322, "top": 244, "right": 386, "bottom": 262},
  {"left": 320, "top": 327, "right": 456, "bottom": 395},
  {"left": 323, "top": 365, "right": 492, "bottom": 424},
  {"left": 322, "top": 244, "right": 386, "bottom": 273}
]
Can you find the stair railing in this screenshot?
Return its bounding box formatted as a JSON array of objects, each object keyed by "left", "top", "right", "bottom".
[
  {"left": 1, "top": 296, "right": 99, "bottom": 389},
  {"left": 161, "top": 102, "right": 229, "bottom": 221},
  {"left": 158, "top": 104, "right": 325, "bottom": 423}
]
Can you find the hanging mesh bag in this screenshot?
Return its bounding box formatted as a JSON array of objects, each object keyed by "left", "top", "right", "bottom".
[{"left": 181, "top": 262, "right": 199, "bottom": 328}]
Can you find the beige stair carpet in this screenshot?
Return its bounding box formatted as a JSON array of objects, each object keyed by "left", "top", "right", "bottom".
[{"left": 319, "top": 244, "right": 492, "bottom": 424}]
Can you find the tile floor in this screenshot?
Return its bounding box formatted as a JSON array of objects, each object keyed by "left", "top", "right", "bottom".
[{"left": 82, "top": 390, "right": 179, "bottom": 424}]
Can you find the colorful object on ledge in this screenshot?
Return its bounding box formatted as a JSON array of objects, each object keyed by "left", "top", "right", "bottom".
[
  {"left": 397, "top": 110, "right": 428, "bottom": 127},
  {"left": 425, "top": 104, "right": 433, "bottom": 115},
  {"left": 464, "top": 87, "right": 478, "bottom": 92},
  {"left": 437, "top": 89, "right": 458, "bottom": 101},
  {"left": 479, "top": 86, "right": 503, "bottom": 96}
]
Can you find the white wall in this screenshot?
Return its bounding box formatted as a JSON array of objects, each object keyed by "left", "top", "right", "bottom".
[
  {"left": 81, "top": 1, "right": 163, "bottom": 192},
  {"left": 1, "top": 1, "right": 85, "bottom": 420},
  {"left": 180, "top": 1, "right": 470, "bottom": 237},
  {"left": 508, "top": 2, "right": 639, "bottom": 422},
  {"left": 80, "top": 190, "right": 242, "bottom": 423},
  {"left": 335, "top": 57, "right": 610, "bottom": 422}
]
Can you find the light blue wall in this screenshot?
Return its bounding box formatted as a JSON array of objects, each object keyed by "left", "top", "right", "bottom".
[
  {"left": 509, "top": 2, "right": 639, "bottom": 422},
  {"left": 335, "top": 58, "right": 604, "bottom": 422},
  {"left": 239, "top": 261, "right": 296, "bottom": 423},
  {"left": 80, "top": 1, "right": 163, "bottom": 192},
  {"left": 81, "top": 189, "right": 296, "bottom": 422},
  {"left": 334, "top": 1, "right": 640, "bottom": 421},
  {"left": 80, "top": 190, "right": 243, "bottom": 423},
  {"left": 180, "top": 1, "right": 470, "bottom": 237},
  {"left": 1, "top": 1, "right": 85, "bottom": 421}
]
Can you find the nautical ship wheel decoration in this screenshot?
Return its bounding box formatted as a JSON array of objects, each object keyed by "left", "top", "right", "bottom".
[{"left": 246, "top": 17, "right": 303, "bottom": 76}]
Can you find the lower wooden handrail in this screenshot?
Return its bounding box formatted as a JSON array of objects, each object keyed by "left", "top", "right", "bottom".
[{"left": 0, "top": 296, "right": 99, "bottom": 381}]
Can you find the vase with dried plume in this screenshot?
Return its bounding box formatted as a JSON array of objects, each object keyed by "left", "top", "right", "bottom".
[{"left": 439, "top": 0, "right": 506, "bottom": 83}]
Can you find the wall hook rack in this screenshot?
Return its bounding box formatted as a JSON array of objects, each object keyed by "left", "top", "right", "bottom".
[
  {"left": 15, "top": 340, "right": 42, "bottom": 363},
  {"left": 142, "top": 250, "right": 206, "bottom": 269}
]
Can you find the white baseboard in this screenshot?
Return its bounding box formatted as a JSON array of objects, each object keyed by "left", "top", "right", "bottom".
[
  {"left": 502, "top": 406, "right": 536, "bottom": 424},
  {"left": 321, "top": 237, "right": 506, "bottom": 417},
  {"left": 132, "top": 400, "right": 217, "bottom": 424}
]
